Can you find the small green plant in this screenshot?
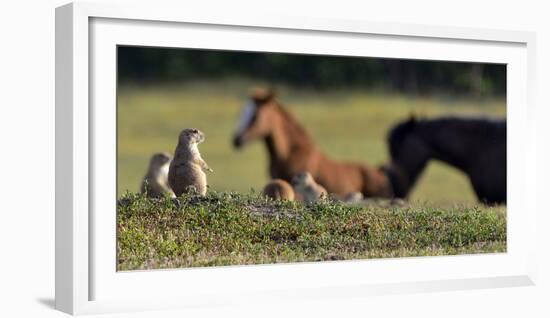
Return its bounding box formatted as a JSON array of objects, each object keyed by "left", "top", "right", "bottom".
[{"left": 117, "top": 191, "right": 506, "bottom": 271}]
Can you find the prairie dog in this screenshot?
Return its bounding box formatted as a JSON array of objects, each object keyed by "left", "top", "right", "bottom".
[
  {"left": 262, "top": 179, "right": 295, "bottom": 201},
  {"left": 168, "top": 128, "right": 213, "bottom": 196},
  {"left": 292, "top": 171, "right": 328, "bottom": 203},
  {"left": 140, "top": 152, "right": 176, "bottom": 198},
  {"left": 344, "top": 191, "right": 364, "bottom": 203}
]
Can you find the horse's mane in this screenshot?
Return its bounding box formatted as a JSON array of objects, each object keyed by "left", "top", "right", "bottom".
[
  {"left": 273, "top": 101, "right": 315, "bottom": 148},
  {"left": 387, "top": 116, "right": 416, "bottom": 157}
]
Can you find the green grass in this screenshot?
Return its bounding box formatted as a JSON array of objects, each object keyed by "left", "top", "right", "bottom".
[
  {"left": 117, "top": 81, "right": 506, "bottom": 270},
  {"left": 117, "top": 191, "right": 506, "bottom": 271},
  {"left": 117, "top": 80, "right": 505, "bottom": 204}
]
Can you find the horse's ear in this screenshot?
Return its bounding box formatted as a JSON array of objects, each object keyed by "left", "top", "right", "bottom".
[
  {"left": 407, "top": 113, "right": 417, "bottom": 125},
  {"left": 251, "top": 87, "right": 275, "bottom": 105}
]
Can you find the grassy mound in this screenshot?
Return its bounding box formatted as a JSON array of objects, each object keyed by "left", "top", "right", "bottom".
[{"left": 117, "top": 192, "right": 506, "bottom": 271}]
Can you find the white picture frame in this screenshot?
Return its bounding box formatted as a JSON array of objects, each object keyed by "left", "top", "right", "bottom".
[{"left": 55, "top": 1, "right": 537, "bottom": 315}]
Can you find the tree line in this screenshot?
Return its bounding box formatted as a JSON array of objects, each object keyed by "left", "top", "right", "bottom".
[{"left": 118, "top": 46, "right": 506, "bottom": 97}]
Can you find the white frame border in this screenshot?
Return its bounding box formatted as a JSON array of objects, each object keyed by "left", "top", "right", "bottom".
[{"left": 55, "top": 2, "right": 537, "bottom": 315}]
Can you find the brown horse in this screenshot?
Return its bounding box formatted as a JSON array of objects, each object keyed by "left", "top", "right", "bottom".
[{"left": 232, "top": 88, "right": 391, "bottom": 199}]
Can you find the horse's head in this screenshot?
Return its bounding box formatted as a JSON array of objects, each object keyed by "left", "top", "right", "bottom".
[
  {"left": 388, "top": 115, "right": 418, "bottom": 160},
  {"left": 232, "top": 87, "right": 278, "bottom": 149},
  {"left": 386, "top": 115, "right": 430, "bottom": 197}
]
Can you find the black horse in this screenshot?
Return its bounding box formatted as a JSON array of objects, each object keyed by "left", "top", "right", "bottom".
[{"left": 384, "top": 116, "right": 506, "bottom": 204}]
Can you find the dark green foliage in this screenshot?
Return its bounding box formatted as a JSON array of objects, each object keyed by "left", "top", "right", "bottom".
[
  {"left": 117, "top": 191, "right": 506, "bottom": 270},
  {"left": 117, "top": 46, "right": 506, "bottom": 97}
]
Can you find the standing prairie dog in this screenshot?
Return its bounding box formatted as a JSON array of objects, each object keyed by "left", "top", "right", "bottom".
[
  {"left": 262, "top": 179, "right": 295, "bottom": 201},
  {"left": 168, "top": 128, "right": 213, "bottom": 196},
  {"left": 140, "top": 152, "right": 176, "bottom": 198},
  {"left": 291, "top": 171, "right": 328, "bottom": 203}
]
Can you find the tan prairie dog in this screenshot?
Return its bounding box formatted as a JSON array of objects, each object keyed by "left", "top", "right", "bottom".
[
  {"left": 140, "top": 152, "right": 176, "bottom": 198},
  {"left": 168, "top": 128, "right": 213, "bottom": 196},
  {"left": 262, "top": 179, "right": 295, "bottom": 201},
  {"left": 291, "top": 171, "right": 328, "bottom": 204},
  {"left": 344, "top": 191, "right": 364, "bottom": 203}
]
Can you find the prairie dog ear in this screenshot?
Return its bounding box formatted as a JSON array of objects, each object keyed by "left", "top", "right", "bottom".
[{"left": 250, "top": 87, "right": 275, "bottom": 105}]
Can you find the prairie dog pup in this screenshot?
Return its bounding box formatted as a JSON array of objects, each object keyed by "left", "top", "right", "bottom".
[
  {"left": 262, "top": 179, "right": 295, "bottom": 201},
  {"left": 140, "top": 152, "right": 176, "bottom": 198},
  {"left": 168, "top": 128, "right": 213, "bottom": 196},
  {"left": 292, "top": 171, "right": 328, "bottom": 203},
  {"left": 344, "top": 191, "right": 364, "bottom": 203}
]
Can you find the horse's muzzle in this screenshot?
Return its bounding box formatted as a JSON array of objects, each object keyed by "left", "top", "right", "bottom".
[{"left": 232, "top": 135, "right": 244, "bottom": 149}]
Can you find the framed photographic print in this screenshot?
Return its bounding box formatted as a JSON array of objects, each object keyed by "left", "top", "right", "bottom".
[{"left": 55, "top": 2, "right": 537, "bottom": 315}]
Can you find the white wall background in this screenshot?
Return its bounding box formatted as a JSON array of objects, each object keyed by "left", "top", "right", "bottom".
[{"left": 0, "top": 0, "right": 547, "bottom": 317}]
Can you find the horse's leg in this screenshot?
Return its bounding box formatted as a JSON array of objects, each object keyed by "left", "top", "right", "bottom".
[
  {"left": 468, "top": 177, "right": 490, "bottom": 203},
  {"left": 468, "top": 169, "right": 506, "bottom": 204}
]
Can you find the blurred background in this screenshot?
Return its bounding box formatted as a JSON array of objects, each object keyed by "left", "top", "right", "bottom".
[{"left": 117, "top": 46, "right": 506, "bottom": 204}]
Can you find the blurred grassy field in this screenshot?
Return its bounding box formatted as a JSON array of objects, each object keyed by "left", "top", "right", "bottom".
[{"left": 117, "top": 80, "right": 505, "bottom": 204}]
